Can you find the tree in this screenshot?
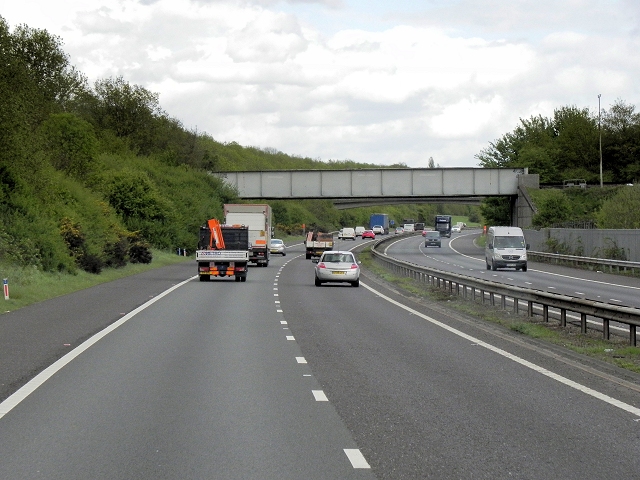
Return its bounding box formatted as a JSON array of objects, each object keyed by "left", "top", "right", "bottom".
[
  {"left": 38, "top": 113, "right": 98, "bottom": 178},
  {"left": 596, "top": 186, "right": 640, "bottom": 228},
  {"left": 531, "top": 189, "right": 571, "bottom": 227},
  {"left": 89, "top": 76, "right": 165, "bottom": 154},
  {"left": 480, "top": 197, "right": 511, "bottom": 226}
]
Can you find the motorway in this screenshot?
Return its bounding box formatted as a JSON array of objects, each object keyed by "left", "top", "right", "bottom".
[{"left": 1, "top": 238, "right": 640, "bottom": 479}]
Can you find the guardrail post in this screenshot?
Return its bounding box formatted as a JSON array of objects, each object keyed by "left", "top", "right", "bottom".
[
  {"left": 513, "top": 298, "right": 519, "bottom": 314},
  {"left": 581, "top": 313, "right": 587, "bottom": 333},
  {"left": 560, "top": 309, "right": 566, "bottom": 327},
  {"left": 528, "top": 301, "right": 533, "bottom": 317},
  {"left": 631, "top": 325, "right": 637, "bottom": 347},
  {"left": 603, "top": 319, "right": 610, "bottom": 340},
  {"left": 489, "top": 292, "right": 495, "bottom": 306},
  {"left": 500, "top": 295, "right": 506, "bottom": 309},
  {"left": 543, "top": 305, "right": 549, "bottom": 322}
]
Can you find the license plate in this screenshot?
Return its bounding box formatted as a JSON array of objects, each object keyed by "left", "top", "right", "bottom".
[
  {"left": 507, "top": 263, "right": 516, "bottom": 267},
  {"left": 332, "top": 271, "right": 346, "bottom": 275}
]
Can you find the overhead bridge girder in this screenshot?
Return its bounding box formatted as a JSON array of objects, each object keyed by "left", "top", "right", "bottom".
[{"left": 216, "top": 168, "right": 539, "bottom": 227}]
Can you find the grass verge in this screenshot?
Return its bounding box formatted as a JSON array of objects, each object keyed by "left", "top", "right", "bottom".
[
  {"left": 358, "top": 248, "right": 640, "bottom": 374},
  {"left": 0, "top": 250, "right": 191, "bottom": 313}
]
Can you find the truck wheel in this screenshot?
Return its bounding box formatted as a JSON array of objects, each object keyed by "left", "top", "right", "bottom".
[
  {"left": 241, "top": 276, "right": 247, "bottom": 282},
  {"left": 199, "top": 275, "right": 209, "bottom": 282},
  {"left": 306, "top": 253, "right": 311, "bottom": 260},
  {"left": 235, "top": 276, "right": 241, "bottom": 282}
]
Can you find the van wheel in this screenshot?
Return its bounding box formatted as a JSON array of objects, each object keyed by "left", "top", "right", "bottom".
[
  {"left": 491, "top": 261, "right": 497, "bottom": 271},
  {"left": 522, "top": 264, "right": 527, "bottom": 272},
  {"left": 486, "top": 262, "right": 491, "bottom": 270}
]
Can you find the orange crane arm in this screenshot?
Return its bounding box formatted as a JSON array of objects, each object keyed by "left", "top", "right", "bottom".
[{"left": 207, "top": 219, "right": 225, "bottom": 250}]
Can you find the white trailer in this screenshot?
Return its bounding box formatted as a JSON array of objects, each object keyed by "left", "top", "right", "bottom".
[{"left": 224, "top": 204, "right": 273, "bottom": 267}]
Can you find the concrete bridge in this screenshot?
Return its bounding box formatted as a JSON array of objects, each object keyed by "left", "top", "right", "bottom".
[{"left": 216, "top": 168, "right": 539, "bottom": 227}]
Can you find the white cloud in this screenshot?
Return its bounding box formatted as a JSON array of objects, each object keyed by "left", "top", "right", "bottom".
[{"left": 3, "top": 0, "right": 640, "bottom": 168}]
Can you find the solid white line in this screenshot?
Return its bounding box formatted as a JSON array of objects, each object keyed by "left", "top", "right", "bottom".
[
  {"left": 361, "top": 281, "right": 640, "bottom": 418},
  {"left": 344, "top": 449, "right": 371, "bottom": 469},
  {"left": 312, "top": 390, "right": 328, "bottom": 401},
  {"left": 0, "top": 276, "right": 196, "bottom": 420}
]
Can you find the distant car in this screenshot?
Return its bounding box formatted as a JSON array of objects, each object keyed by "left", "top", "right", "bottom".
[
  {"left": 403, "top": 224, "right": 415, "bottom": 232},
  {"left": 341, "top": 227, "right": 356, "bottom": 240},
  {"left": 269, "top": 238, "right": 286, "bottom": 255},
  {"left": 312, "top": 251, "right": 360, "bottom": 287},
  {"left": 395, "top": 227, "right": 404, "bottom": 234},
  {"left": 361, "top": 230, "right": 376, "bottom": 239},
  {"left": 355, "top": 226, "right": 365, "bottom": 237},
  {"left": 451, "top": 226, "right": 461, "bottom": 233},
  {"left": 424, "top": 231, "right": 441, "bottom": 248},
  {"left": 372, "top": 225, "right": 385, "bottom": 235}
]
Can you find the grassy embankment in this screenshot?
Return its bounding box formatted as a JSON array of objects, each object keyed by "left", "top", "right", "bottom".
[{"left": 0, "top": 250, "right": 191, "bottom": 313}]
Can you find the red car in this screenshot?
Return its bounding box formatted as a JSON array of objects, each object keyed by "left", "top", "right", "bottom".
[{"left": 361, "top": 230, "right": 376, "bottom": 239}]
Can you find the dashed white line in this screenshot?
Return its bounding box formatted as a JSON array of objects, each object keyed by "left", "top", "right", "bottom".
[
  {"left": 286, "top": 335, "right": 295, "bottom": 341},
  {"left": 312, "top": 390, "right": 328, "bottom": 401},
  {"left": 296, "top": 357, "right": 307, "bottom": 363},
  {"left": 344, "top": 449, "right": 371, "bottom": 469}
]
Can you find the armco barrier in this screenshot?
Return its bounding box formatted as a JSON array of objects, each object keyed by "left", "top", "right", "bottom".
[
  {"left": 527, "top": 251, "right": 640, "bottom": 276},
  {"left": 370, "top": 236, "right": 640, "bottom": 346}
]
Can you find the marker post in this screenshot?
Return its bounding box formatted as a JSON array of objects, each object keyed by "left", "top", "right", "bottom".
[{"left": 3, "top": 278, "right": 8, "bottom": 300}]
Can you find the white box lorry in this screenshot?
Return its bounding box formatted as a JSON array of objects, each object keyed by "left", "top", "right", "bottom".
[{"left": 224, "top": 204, "right": 272, "bottom": 267}]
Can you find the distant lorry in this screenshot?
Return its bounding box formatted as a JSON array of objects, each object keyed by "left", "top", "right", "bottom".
[
  {"left": 369, "top": 213, "right": 390, "bottom": 234},
  {"left": 196, "top": 219, "right": 249, "bottom": 282},
  {"left": 435, "top": 215, "right": 452, "bottom": 237},
  {"left": 224, "top": 204, "right": 272, "bottom": 267},
  {"left": 306, "top": 230, "right": 334, "bottom": 259}
]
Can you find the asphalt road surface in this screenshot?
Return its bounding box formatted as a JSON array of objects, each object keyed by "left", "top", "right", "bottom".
[{"left": 2, "top": 246, "right": 640, "bottom": 479}]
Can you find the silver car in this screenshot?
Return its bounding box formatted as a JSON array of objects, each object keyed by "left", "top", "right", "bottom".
[
  {"left": 313, "top": 251, "right": 360, "bottom": 287},
  {"left": 269, "top": 238, "right": 286, "bottom": 256}
]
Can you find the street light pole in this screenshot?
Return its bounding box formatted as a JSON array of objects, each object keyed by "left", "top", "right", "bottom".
[{"left": 598, "top": 94, "right": 603, "bottom": 188}]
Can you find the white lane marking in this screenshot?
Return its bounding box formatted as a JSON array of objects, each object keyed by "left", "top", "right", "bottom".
[
  {"left": 296, "top": 357, "right": 307, "bottom": 363},
  {"left": 286, "top": 335, "right": 295, "bottom": 340},
  {"left": 361, "top": 281, "right": 640, "bottom": 417},
  {"left": 275, "top": 300, "right": 280, "bottom": 304},
  {"left": 274, "top": 293, "right": 279, "bottom": 297},
  {"left": 610, "top": 299, "right": 622, "bottom": 303},
  {"left": 0, "top": 276, "right": 196, "bottom": 420},
  {"left": 312, "top": 390, "right": 328, "bottom": 401},
  {"left": 277, "top": 309, "right": 283, "bottom": 313},
  {"left": 280, "top": 321, "right": 288, "bottom": 325},
  {"left": 344, "top": 449, "right": 371, "bottom": 469},
  {"left": 576, "top": 292, "right": 585, "bottom": 296}
]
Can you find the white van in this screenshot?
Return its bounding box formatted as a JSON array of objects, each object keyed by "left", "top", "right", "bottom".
[
  {"left": 485, "top": 226, "right": 529, "bottom": 271},
  {"left": 341, "top": 227, "right": 356, "bottom": 240},
  {"left": 354, "top": 226, "right": 365, "bottom": 237}
]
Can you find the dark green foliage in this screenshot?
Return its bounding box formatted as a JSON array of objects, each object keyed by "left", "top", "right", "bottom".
[
  {"left": 531, "top": 190, "right": 571, "bottom": 227},
  {"left": 38, "top": 113, "right": 98, "bottom": 177},
  {"left": 476, "top": 102, "right": 640, "bottom": 184},
  {"left": 480, "top": 197, "right": 511, "bottom": 226}
]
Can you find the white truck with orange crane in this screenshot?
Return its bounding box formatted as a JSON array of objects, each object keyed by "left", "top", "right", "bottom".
[
  {"left": 224, "top": 204, "right": 272, "bottom": 267},
  {"left": 196, "top": 219, "right": 250, "bottom": 282}
]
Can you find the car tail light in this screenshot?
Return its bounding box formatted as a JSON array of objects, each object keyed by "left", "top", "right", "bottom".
[
  {"left": 350, "top": 264, "right": 358, "bottom": 269},
  {"left": 318, "top": 263, "right": 326, "bottom": 268}
]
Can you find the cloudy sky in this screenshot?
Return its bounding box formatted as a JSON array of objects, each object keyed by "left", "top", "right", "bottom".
[{"left": 4, "top": 0, "right": 640, "bottom": 167}]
